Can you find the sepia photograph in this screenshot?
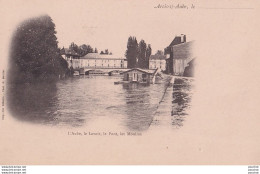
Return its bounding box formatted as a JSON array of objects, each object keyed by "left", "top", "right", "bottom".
[{"left": 0, "top": 0, "right": 259, "bottom": 165}]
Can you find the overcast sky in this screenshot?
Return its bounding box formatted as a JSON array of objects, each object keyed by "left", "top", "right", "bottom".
[{"left": 3, "top": 0, "right": 198, "bottom": 57}]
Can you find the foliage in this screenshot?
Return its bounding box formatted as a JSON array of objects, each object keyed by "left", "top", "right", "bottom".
[
  {"left": 79, "top": 44, "right": 93, "bottom": 56},
  {"left": 100, "top": 49, "right": 111, "bottom": 55},
  {"left": 69, "top": 43, "right": 93, "bottom": 56},
  {"left": 68, "top": 43, "right": 111, "bottom": 56},
  {"left": 145, "top": 44, "right": 152, "bottom": 69},
  {"left": 9, "top": 15, "right": 69, "bottom": 83},
  {"left": 155, "top": 50, "right": 163, "bottom": 55},
  {"left": 137, "top": 40, "right": 147, "bottom": 68},
  {"left": 125, "top": 36, "right": 138, "bottom": 68},
  {"left": 125, "top": 36, "right": 152, "bottom": 69}
]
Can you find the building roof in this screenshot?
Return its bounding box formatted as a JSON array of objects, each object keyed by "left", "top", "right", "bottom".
[
  {"left": 122, "top": 68, "right": 157, "bottom": 74},
  {"left": 165, "top": 34, "right": 187, "bottom": 55},
  {"left": 169, "top": 34, "right": 186, "bottom": 47},
  {"left": 150, "top": 54, "right": 167, "bottom": 60},
  {"left": 171, "top": 40, "right": 195, "bottom": 49},
  {"left": 81, "top": 53, "right": 125, "bottom": 59},
  {"left": 171, "top": 41, "right": 195, "bottom": 60}
]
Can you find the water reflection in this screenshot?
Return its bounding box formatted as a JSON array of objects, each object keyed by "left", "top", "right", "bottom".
[
  {"left": 122, "top": 83, "right": 155, "bottom": 131},
  {"left": 7, "top": 76, "right": 194, "bottom": 130},
  {"left": 171, "top": 78, "right": 194, "bottom": 128},
  {"left": 8, "top": 82, "right": 60, "bottom": 124}
]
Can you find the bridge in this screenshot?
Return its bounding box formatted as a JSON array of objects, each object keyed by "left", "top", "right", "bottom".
[{"left": 73, "top": 67, "right": 131, "bottom": 75}]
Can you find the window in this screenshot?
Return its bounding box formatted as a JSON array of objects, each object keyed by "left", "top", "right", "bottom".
[{"left": 142, "top": 74, "right": 147, "bottom": 82}]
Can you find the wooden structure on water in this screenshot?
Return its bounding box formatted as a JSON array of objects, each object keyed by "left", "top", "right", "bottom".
[{"left": 121, "top": 68, "right": 158, "bottom": 84}]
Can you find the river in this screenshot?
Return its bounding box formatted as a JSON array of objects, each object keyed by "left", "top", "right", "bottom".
[{"left": 7, "top": 75, "right": 194, "bottom": 131}]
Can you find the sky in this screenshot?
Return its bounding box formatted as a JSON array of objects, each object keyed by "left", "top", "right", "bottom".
[
  {"left": 2, "top": 0, "right": 198, "bottom": 57},
  {"left": 52, "top": 0, "right": 197, "bottom": 57}
]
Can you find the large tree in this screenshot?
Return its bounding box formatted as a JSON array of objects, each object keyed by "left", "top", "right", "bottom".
[
  {"left": 9, "top": 15, "right": 69, "bottom": 83},
  {"left": 125, "top": 36, "right": 138, "bottom": 68},
  {"left": 69, "top": 42, "right": 79, "bottom": 53},
  {"left": 68, "top": 43, "right": 94, "bottom": 56},
  {"left": 145, "top": 44, "right": 152, "bottom": 69},
  {"left": 137, "top": 40, "right": 147, "bottom": 69},
  {"left": 79, "top": 44, "right": 93, "bottom": 56}
]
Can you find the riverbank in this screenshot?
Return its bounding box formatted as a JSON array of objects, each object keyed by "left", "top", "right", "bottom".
[{"left": 150, "top": 75, "right": 195, "bottom": 129}]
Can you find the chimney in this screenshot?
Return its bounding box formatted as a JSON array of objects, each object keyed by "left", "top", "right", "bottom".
[{"left": 180, "top": 34, "right": 186, "bottom": 43}]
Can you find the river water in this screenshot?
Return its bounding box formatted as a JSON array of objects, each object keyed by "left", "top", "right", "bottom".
[{"left": 8, "top": 75, "right": 194, "bottom": 131}]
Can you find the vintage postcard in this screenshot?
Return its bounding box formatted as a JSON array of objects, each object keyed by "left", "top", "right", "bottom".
[{"left": 0, "top": 0, "right": 259, "bottom": 165}]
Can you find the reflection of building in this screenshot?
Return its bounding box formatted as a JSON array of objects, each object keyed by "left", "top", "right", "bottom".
[
  {"left": 122, "top": 68, "right": 158, "bottom": 84},
  {"left": 149, "top": 54, "right": 166, "bottom": 71},
  {"left": 61, "top": 49, "right": 127, "bottom": 69},
  {"left": 165, "top": 34, "right": 195, "bottom": 76}
]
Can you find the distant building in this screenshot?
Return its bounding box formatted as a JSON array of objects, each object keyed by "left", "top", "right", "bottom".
[
  {"left": 149, "top": 54, "right": 166, "bottom": 71},
  {"left": 165, "top": 35, "right": 195, "bottom": 76},
  {"left": 80, "top": 53, "right": 127, "bottom": 69},
  {"left": 61, "top": 50, "right": 127, "bottom": 69},
  {"left": 122, "top": 68, "right": 158, "bottom": 84},
  {"left": 60, "top": 48, "right": 80, "bottom": 68}
]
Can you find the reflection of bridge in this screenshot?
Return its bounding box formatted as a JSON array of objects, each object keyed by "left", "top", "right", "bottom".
[{"left": 73, "top": 68, "right": 131, "bottom": 75}]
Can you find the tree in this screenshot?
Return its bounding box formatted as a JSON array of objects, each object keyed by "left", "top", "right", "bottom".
[
  {"left": 68, "top": 43, "right": 94, "bottom": 56},
  {"left": 9, "top": 15, "right": 69, "bottom": 83},
  {"left": 69, "top": 42, "right": 79, "bottom": 53},
  {"left": 79, "top": 44, "right": 93, "bottom": 56},
  {"left": 137, "top": 40, "right": 147, "bottom": 69},
  {"left": 155, "top": 50, "right": 163, "bottom": 55},
  {"left": 94, "top": 48, "right": 98, "bottom": 53},
  {"left": 125, "top": 36, "right": 138, "bottom": 68},
  {"left": 100, "top": 49, "right": 110, "bottom": 55},
  {"left": 146, "top": 44, "right": 152, "bottom": 69}
]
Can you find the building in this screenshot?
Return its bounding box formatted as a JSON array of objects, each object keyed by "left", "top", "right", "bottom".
[
  {"left": 183, "top": 58, "right": 196, "bottom": 77},
  {"left": 165, "top": 34, "right": 186, "bottom": 53},
  {"left": 165, "top": 35, "right": 195, "bottom": 76},
  {"left": 61, "top": 50, "right": 127, "bottom": 69},
  {"left": 164, "top": 34, "right": 187, "bottom": 75},
  {"left": 80, "top": 53, "right": 127, "bottom": 69},
  {"left": 149, "top": 54, "right": 166, "bottom": 71},
  {"left": 122, "top": 68, "right": 158, "bottom": 84},
  {"left": 60, "top": 48, "right": 80, "bottom": 68}
]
